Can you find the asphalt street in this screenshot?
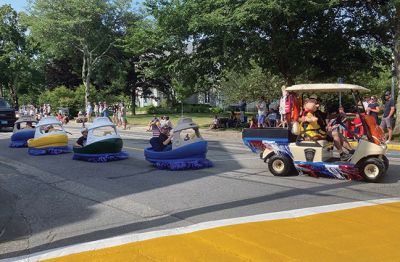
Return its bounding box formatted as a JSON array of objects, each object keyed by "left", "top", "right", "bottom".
[{"left": 0, "top": 125, "right": 399, "bottom": 260}]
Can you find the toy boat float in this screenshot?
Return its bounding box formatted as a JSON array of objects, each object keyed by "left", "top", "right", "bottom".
[
  {"left": 73, "top": 117, "right": 128, "bottom": 162},
  {"left": 9, "top": 116, "right": 37, "bottom": 148},
  {"left": 144, "top": 118, "right": 213, "bottom": 170},
  {"left": 27, "top": 116, "right": 71, "bottom": 155}
]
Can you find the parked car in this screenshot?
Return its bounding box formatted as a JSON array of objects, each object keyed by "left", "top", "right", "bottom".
[{"left": 0, "top": 97, "right": 17, "bottom": 130}]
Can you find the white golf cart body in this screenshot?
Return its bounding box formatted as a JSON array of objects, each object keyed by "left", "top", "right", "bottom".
[{"left": 244, "top": 83, "right": 388, "bottom": 182}]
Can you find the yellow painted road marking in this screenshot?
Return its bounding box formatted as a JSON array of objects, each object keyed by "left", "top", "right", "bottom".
[{"left": 43, "top": 201, "right": 400, "bottom": 262}]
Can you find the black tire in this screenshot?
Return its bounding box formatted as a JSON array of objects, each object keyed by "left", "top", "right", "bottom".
[
  {"left": 358, "top": 158, "right": 386, "bottom": 183},
  {"left": 268, "top": 154, "right": 293, "bottom": 176},
  {"left": 382, "top": 155, "right": 389, "bottom": 171}
]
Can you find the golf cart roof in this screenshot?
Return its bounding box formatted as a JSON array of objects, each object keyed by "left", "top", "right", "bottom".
[
  {"left": 285, "top": 83, "right": 370, "bottom": 93},
  {"left": 173, "top": 118, "right": 199, "bottom": 132},
  {"left": 36, "top": 116, "right": 62, "bottom": 127},
  {"left": 15, "top": 116, "right": 37, "bottom": 124},
  {"left": 88, "top": 117, "right": 115, "bottom": 130}
]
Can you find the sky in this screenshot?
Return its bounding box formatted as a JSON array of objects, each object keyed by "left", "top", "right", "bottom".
[
  {"left": 0, "top": 0, "right": 145, "bottom": 12},
  {"left": 0, "top": 0, "right": 27, "bottom": 12}
]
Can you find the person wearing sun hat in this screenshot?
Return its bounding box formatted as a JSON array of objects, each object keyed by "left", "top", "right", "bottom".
[
  {"left": 74, "top": 128, "right": 88, "bottom": 148},
  {"left": 380, "top": 90, "right": 395, "bottom": 143},
  {"left": 149, "top": 125, "right": 173, "bottom": 151}
]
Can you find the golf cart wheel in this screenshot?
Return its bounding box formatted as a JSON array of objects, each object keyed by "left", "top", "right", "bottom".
[
  {"left": 268, "top": 154, "right": 293, "bottom": 176},
  {"left": 359, "top": 158, "right": 386, "bottom": 183}
]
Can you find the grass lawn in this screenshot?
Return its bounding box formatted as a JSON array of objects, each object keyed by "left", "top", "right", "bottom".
[
  {"left": 127, "top": 113, "right": 215, "bottom": 128},
  {"left": 126, "top": 112, "right": 255, "bottom": 129}
]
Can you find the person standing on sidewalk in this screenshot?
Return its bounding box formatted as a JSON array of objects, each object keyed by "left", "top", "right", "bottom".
[
  {"left": 94, "top": 103, "right": 99, "bottom": 118},
  {"left": 366, "top": 96, "right": 379, "bottom": 124},
  {"left": 239, "top": 99, "right": 246, "bottom": 123},
  {"left": 256, "top": 96, "right": 268, "bottom": 128},
  {"left": 86, "top": 102, "right": 92, "bottom": 122},
  {"left": 380, "top": 91, "right": 396, "bottom": 143}
]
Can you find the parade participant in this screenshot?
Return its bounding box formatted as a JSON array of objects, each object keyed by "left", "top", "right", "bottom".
[
  {"left": 352, "top": 112, "right": 364, "bottom": 137},
  {"left": 326, "top": 108, "right": 353, "bottom": 161},
  {"left": 149, "top": 126, "right": 173, "bottom": 151},
  {"left": 299, "top": 97, "right": 326, "bottom": 140},
  {"left": 74, "top": 128, "right": 88, "bottom": 148}
]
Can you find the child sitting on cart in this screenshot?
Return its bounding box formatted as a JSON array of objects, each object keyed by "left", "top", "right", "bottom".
[{"left": 327, "top": 108, "right": 354, "bottom": 161}]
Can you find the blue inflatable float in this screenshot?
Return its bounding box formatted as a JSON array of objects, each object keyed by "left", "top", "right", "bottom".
[
  {"left": 144, "top": 118, "right": 213, "bottom": 170},
  {"left": 9, "top": 116, "right": 37, "bottom": 148}
]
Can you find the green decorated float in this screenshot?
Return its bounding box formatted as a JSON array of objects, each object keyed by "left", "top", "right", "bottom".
[{"left": 73, "top": 117, "right": 128, "bottom": 162}]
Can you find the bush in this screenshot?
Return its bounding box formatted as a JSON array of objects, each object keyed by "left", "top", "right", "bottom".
[
  {"left": 210, "top": 107, "right": 224, "bottom": 114},
  {"left": 37, "top": 85, "right": 132, "bottom": 117}
]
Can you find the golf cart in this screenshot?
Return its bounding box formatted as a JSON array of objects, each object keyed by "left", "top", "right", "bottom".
[{"left": 243, "top": 83, "right": 388, "bottom": 182}]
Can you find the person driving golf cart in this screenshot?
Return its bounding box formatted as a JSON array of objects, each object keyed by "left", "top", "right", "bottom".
[{"left": 299, "top": 96, "right": 326, "bottom": 141}]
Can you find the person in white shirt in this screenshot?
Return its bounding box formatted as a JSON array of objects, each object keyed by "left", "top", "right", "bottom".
[
  {"left": 256, "top": 96, "right": 268, "bottom": 128},
  {"left": 94, "top": 103, "right": 99, "bottom": 117},
  {"left": 86, "top": 103, "right": 92, "bottom": 122}
]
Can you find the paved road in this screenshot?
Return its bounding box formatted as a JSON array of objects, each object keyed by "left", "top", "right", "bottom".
[{"left": 0, "top": 125, "right": 399, "bottom": 260}]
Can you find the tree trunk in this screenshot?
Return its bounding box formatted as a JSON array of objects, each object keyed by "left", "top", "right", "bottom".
[
  {"left": 131, "top": 86, "right": 136, "bottom": 115},
  {"left": 81, "top": 47, "right": 91, "bottom": 109},
  {"left": 9, "top": 85, "right": 17, "bottom": 109},
  {"left": 393, "top": 5, "right": 400, "bottom": 135}
]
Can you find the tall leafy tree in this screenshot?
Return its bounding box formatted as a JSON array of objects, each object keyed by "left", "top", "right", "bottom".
[
  {"left": 26, "top": 0, "right": 132, "bottom": 107},
  {"left": 123, "top": 18, "right": 183, "bottom": 104},
  {"left": 141, "top": 0, "right": 381, "bottom": 88}
]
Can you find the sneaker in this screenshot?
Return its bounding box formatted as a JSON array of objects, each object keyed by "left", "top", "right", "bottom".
[
  {"left": 348, "top": 149, "right": 355, "bottom": 155},
  {"left": 340, "top": 152, "right": 352, "bottom": 161},
  {"left": 385, "top": 140, "right": 391, "bottom": 144}
]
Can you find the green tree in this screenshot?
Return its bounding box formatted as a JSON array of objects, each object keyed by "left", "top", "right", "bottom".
[
  {"left": 220, "top": 63, "right": 284, "bottom": 105},
  {"left": 26, "top": 0, "right": 132, "bottom": 108},
  {"left": 0, "top": 5, "right": 40, "bottom": 107},
  {"left": 141, "top": 0, "right": 381, "bottom": 88}
]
